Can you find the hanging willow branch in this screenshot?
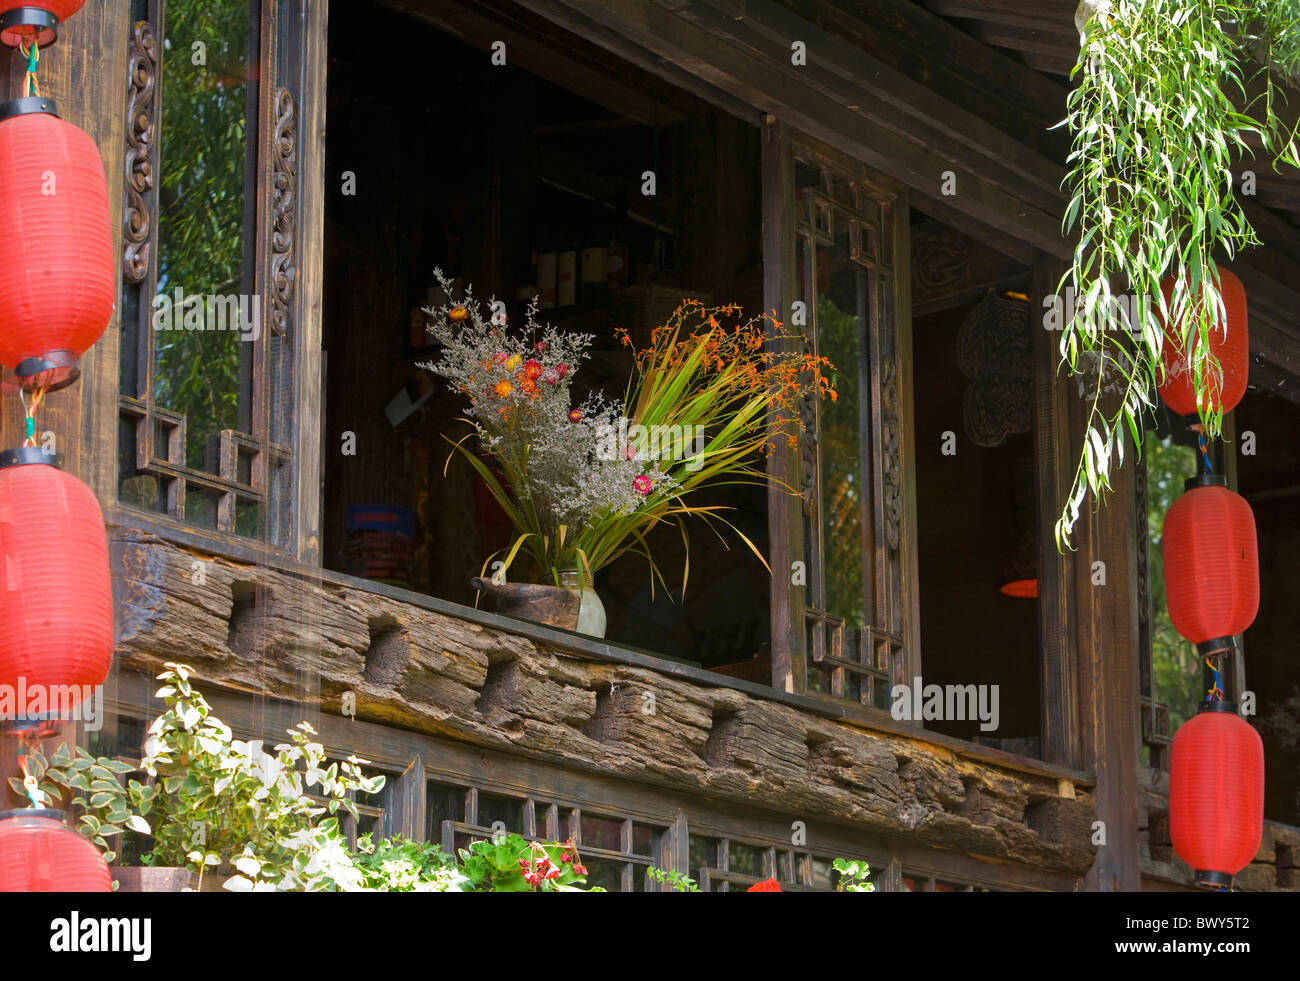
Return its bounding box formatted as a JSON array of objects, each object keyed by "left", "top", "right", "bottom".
[{"left": 1054, "top": 0, "right": 1300, "bottom": 548}]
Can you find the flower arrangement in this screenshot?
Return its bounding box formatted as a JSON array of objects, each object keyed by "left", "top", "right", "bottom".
[{"left": 422, "top": 270, "right": 834, "bottom": 593}]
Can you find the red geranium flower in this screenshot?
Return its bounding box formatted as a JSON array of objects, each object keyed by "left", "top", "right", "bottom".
[{"left": 746, "top": 878, "right": 783, "bottom": 892}]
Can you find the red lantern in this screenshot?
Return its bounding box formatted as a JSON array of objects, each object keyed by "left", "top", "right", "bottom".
[
  {"left": 0, "top": 2, "right": 86, "bottom": 47},
  {"left": 0, "top": 808, "right": 110, "bottom": 891},
  {"left": 1161, "top": 474, "right": 1258, "bottom": 657},
  {"left": 0, "top": 449, "right": 113, "bottom": 720},
  {"left": 1169, "top": 704, "right": 1264, "bottom": 889},
  {"left": 0, "top": 97, "right": 113, "bottom": 391},
  {"left": 1157, "top": 265, "right": 1249, "bottom": 418}
]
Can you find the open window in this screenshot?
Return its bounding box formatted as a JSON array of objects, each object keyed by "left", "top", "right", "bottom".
[{"left": 320, "top": 0, "right": 771, "bottom": 671}]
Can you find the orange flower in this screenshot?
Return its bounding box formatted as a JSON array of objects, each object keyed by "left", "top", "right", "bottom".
[
  {"left": 518, "top": 375, "right": 537, "bottom": 394},
  {"left": 449, "top": 306, "right": 470, "bottom": 322},
  {"left": 492, "top": 379, "right": 513, "bottom": 398}
]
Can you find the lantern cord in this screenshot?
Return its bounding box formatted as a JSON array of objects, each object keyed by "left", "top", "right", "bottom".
[
  {"left": 1203, "top": 656, "right": 1224, "bottom": 706},
  {"left": 19, "top": 39, "right": 41, "bottom": 99},
  {"left": 1190, "top": 423, "right": 1214, "bottom": 475},
  {"left": 15, "top": 734, "right": 48, "bottom": 809},
  {"left": 19, "top": 385, "right": 46, "bottom": 448}
]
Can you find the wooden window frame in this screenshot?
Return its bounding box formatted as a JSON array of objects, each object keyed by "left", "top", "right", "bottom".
[
  {"left": 113, "top": 0, "right": 325, "bottom": 562},
  {"left": 763, "top": 120, "right": 921, "bottom": 709}
]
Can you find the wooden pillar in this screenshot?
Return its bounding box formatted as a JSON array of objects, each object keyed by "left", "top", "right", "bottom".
[{"left": 1032, "top": 250, "right": 1142, "bottom": 890}]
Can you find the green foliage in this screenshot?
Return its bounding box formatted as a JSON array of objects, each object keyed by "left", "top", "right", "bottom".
[
  {"left": 832, "top": 857, "right": 876, "bottom": 892},
  {"left": 647, "top": 866, "right": 703, "bottom": 892},
  {"left": 457, "top": 834, "right": 592, "bottom": 892},
  {"left": 1056, "top": 1, "right": 1300, "bottom": 546},
  {"left": 153, "top": 0, "right": 253, "bottom": 479},
  {"left": 351, "top": 834, "right": 469, "bottom": 892},
  {"left": 19, "top": 664, "right": 384, "bottom": 891},
  {"left": 1144, "top": 438, "right": 1203, "bottom": 729}
]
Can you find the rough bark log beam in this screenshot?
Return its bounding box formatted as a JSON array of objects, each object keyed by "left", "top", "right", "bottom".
[{"left": 111, "top": 528, "right": 1097, "bottom": 876}]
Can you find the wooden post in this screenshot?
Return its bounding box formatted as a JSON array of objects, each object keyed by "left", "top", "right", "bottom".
[{"left": 1033, "top": 250, "right": 1142, "bottom": 890}]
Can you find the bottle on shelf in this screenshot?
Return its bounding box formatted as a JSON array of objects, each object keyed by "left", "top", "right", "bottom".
[
  {"left": 536, "top": 220, "right": 557, "bottom": 311},
  {"left": 557, "top": 223, "right": 578, "bottom": 310}
]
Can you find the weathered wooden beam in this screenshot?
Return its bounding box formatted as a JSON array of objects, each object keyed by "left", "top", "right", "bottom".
[{"left": 110, "top": 526, "right": 1100, "bottom": 874}]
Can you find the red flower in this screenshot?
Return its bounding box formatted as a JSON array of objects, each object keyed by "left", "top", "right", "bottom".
[
  {"left": 632, "top": 475, "right": 652, "bottom": 496},
  {"left": 523, "top": 359, "right": 543, "bottom": 380},
  {"left": 556, "top": 363, "right": 570, "bottom": 379},
  {"left": 568, "top": 408, "right": 583, "bottom": 423},
  {"left": 561, "top": 852, "right": 572, "bottom": 864},
  {"left": 573, "top": 864, "right": 588, "bottom": 876},
  {"left": 746, "top": 878, "right": 782, "bottom": 892},
  {"left": 534, "top": 341, "right": 547, "bottom": 353}
]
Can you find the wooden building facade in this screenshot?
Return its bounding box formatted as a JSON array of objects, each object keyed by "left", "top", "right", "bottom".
[{"left": 6, "top": 0, "right": 1299, "bottom": 891}]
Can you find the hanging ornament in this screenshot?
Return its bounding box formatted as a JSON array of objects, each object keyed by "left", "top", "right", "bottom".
[
  {"left": 0, "top": 2, "right": 86, "bottom": 47},
  {"left": 1157, "top": 265, "right": 1249, "bottom": 418},
  {"left": 1169, "top": 703, "right": 1265, "bottom": 890},
  {"left": 0, "top": 808, "right": 110, "bottom": 891},
  {"left": 1161, "top": 474, "right": 1258, "bottom": 658},
  {"left": 0, "top": 448, "right": 113, "bottom": 721},
  {"left": 0, "top": 94, "right": 112, "bottom": 392}
]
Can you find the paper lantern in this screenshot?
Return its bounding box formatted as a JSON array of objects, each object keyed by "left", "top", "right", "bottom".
[
  {"left": 0, "top": 809, "right": 110, "bottom": 891},
  {"left": 1169, "top": 705, "right": 1264, "bottom": 890},
  {"left": 0, "top": 2, "right": 86, "bottom": 46},
  {"left": 0, "top": 449, "right": 113, "bottom": 718},
  {"left": 0, "top": 97, "right": 113, "bottom": 391},
  {"left": 1161, "top": 474, "right": 1258, "bottom": 657},
  {"left": 1157, "top": 265, "right": 1249, "bottom": 418}
]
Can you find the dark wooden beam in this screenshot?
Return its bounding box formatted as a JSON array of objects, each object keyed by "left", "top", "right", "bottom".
[
  {"left": 925, "top": 0, "right": 1078, "bottom": 33},
  {"left": 513, "top": 0, "right": 1071, "bottom": 258},
  {"left": 968, "top": 23, "right": 1078, "bottom": 61},
  {"left": 783, "top": 0, "right": 1070, "bottom": 158}
]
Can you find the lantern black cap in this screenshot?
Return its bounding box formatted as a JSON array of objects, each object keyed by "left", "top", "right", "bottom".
[
  {"left": 0, "top": 95, "right": 58, "bottom": 124},
  {"left": 1198, "top": 698, "right": 1239, "bottom": 715},
  {"left": 1185, "top": 473, "right": 1228, "bottom": 491},
  {"left": 0, "top": 446, "right": 60, "bottom": 470},
  {"left": 0, "top": 807, "right": 65, "bottom": 822},
  {"left": 0, "top": 7, "right": 60, "bottom": 48},
  {"left": 1196, "top": 634, "right": 1240, "bottom": 659},
  {"left": 1195, "top": 869, "right": 1233, "bottom": 890}
]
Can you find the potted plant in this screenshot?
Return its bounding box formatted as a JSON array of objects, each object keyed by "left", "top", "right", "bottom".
[
  {"left": 422, "top": 271, "right": 835, "bottom": 636},
  {"left": 13, "top": 663, "right": 385, "bottom": 891}
]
